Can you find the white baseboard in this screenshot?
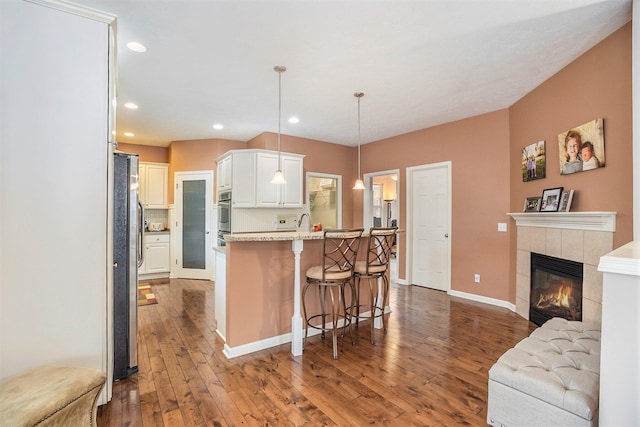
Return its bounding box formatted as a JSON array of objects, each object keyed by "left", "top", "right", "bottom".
[
  {"left": 221, "top": 312, "right": 391, "bottom": 359},
  {"left": 448, "top": 289, "right": 516, "bottom": 312}
]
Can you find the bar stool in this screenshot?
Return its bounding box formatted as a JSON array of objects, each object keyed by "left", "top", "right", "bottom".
[
  {"left": 352, "top": 227, "right": 397, "bottom": 344},
  {"left": 302, "top": 228, "right": 363, "bottom": 359}
]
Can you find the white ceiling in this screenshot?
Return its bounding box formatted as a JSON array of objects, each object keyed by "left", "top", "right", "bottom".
[{"left": 75, "top": 0, "right": 632, "bottom": 148}]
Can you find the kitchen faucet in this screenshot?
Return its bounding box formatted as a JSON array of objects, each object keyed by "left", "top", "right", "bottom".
[{"left": 298, "top": 213, "right": 309, "bottom": 228}]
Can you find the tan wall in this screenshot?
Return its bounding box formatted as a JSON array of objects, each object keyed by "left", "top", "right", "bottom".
[
  {"left": 509, "top": 23, "right": 633, "bottom": 301},
  {"left": 361, "top": 110, "right": 511, "bottom": 299},
  {"left": 116, "top": 142, "right": 168, "bottom": 163},
  {"left": 168, "top": 138, "right": 247, "bottom": 201}
]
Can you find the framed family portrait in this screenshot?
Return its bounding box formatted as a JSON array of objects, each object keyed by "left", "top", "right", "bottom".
[
  {"left": 540, "top": 187, "right": 563, "bottom": 212},
  {"left": 523, "top": 197, "right": 542, "bottom": 212},
  {"left": 558, "top": 118, "right": 605, "bottom": 175},
  {"left": 522, "top": 140, "right": 546, "bottom": 182}
]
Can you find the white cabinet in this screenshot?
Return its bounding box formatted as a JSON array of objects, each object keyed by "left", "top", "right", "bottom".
[
  {"left": 139, "top": 233, "right": 170, "bottom": 275},
  {"left": 217, "top": 155, "right": 232, "bottom": 191},
  {"left": 217, "top": 149, "right": 304, "bottom": 208},
  {"left": 231, "top": 151, "right": 256, "bottom": 207},
  {"left": 139, "top": 162, "right": 169, "bottom": 208},
  {"left": 256, "top": 152, "right": 304, "bottom": 207}
]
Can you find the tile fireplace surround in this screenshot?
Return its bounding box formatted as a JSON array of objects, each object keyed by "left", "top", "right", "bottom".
[{"left": 509, "top": 212, "right": 616, "bottom": 327}]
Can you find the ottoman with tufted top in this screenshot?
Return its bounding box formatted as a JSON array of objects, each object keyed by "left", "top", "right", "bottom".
[
  {"left": 0, "top": 365, "right": 106, "bottom": 426},
  {"left": 487, "top": 318, "right": 601, "bottom": 427}
]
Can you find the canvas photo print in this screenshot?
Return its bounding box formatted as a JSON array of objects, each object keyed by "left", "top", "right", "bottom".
[
  {"left": 522, "top": 140, "right": 546, "bottom": 182},
  {"left": 558, "top": 118, "right": 605, "bottom": 175}
]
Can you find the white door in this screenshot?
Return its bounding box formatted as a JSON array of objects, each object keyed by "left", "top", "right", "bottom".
[
  {"left": 408, "top": 162, "right": 451, "bottom": 291},
  {"left": 175, "top": 171, "right": 214, "bottom": 280}
]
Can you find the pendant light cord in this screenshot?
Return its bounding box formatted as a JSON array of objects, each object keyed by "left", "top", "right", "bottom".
[
  {"left": 277, "top": 68, "right": 282, "bottom": 171},
  {"left": 357, "top": 94, "right": 361, "bottom": 179}
]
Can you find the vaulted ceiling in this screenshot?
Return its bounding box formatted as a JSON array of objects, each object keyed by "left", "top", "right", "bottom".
[{"left": 76, "top": 0, "right": 632, "bottom": 147}]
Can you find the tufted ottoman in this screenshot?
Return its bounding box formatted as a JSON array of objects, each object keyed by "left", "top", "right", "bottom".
[
  {"left": 0, "top": 365, "right": 106, "bottom": 426},
  {"left": 487, "top": 318, "right": 600, "bottom": 427}
]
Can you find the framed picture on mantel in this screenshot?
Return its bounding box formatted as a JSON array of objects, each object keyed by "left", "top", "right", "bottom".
[
  {"left": 558, "top": 189, "right": 574, "bottom": 212},
  {"left": 540, "top": 187, "right": 563, "bottom": 212},
  {"left": 523, "top": 197, "right": 541, "bottom": 213}
]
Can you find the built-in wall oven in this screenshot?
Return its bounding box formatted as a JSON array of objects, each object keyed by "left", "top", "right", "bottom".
[{"left": 217, "top": 191, "right": 231, "bottom": 246}]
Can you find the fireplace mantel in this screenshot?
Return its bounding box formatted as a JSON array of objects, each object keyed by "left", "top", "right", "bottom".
[{"left": 508, "top": 212, "right": 616, "bottom": 232}]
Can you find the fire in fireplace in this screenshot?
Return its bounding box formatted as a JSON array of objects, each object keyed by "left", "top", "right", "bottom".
[{"left": 530, "top": 253, "right": 583, "bottom": 326}]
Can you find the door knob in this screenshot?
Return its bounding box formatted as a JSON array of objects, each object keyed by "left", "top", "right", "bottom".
[{"left": 445, "top": 233, "right": 449, "bottom": 238}]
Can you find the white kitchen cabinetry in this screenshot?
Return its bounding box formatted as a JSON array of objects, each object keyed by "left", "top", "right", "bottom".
[
  {"left": 256, "top": 152, "right": 304, "bottom": 207},
  {"left": 217, "top": 149, "right": 304, "bottom": 208},
  {"left": 139, "top": 162, "right": 169, "bottom": 208},
  {"left": 230, "top": 151, "right": 256, "bottom": 207},
  {"left": 217, "top": 155, "right": 232, "bottom": 191},
  {"left": 139, "top": 233, "right": 170, "bottom": 276}
]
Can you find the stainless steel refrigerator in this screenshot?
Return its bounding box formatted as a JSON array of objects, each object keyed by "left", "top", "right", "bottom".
[{"left": 113, "top": 152, "right": 143, "bottom": 380}]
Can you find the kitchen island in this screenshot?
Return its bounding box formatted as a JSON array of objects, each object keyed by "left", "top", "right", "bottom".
[{"left": 214, "top": 230, "right": 385, "bottom": 359}]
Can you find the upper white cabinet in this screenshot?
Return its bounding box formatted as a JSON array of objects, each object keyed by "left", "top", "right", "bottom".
[
  {"left": 230, "top": 151, "right": 256, "bottom": 207},
  {"left": 140, "top": 162, "right": 169, "bottom": 209},
  {"left": 217, "top": 149, "right": 304, "bottom": 208},
  {"left": 217, "top": 155, "right": 232, "bottom": 191},
  {"left": 256, "top": 151, "right": 304, "bottom": 207}
]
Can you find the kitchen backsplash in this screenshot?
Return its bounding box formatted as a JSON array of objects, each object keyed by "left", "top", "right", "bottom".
[
  {"left": 232, "top": 206, "right": 308, "bottom": 233},
  {"left": 144, "top": 208, "right": 169, "bottom": 230}
]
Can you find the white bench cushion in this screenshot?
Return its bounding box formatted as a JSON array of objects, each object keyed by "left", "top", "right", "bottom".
[{"left": 488, "top": 318, "right": 600, "bottom": 423}]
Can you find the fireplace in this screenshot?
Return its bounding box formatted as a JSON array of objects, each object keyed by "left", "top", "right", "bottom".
[{"left": 529, "top": 253, "right": 583, "bottom": 326}]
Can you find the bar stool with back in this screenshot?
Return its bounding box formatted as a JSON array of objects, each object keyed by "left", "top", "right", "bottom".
[
  {"left": 302, "top": 228, "right": 364, "bottom": 359},
  {"left": 352, "top": 227, "right": 397, "bottom": 344}
]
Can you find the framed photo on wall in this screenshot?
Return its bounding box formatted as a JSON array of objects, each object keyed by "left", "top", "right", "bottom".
[
  {"left": 540, "top": 187, "right": 563, "bottom": 212},
  {"left": 523, "top": 197, "right": 542, "bottom": 213},
  {"left": 522, "top": 140, "right": 546, "bottom": 182},
  {"left": 558, "top": 118, "right": 605, "bottom": 175}
]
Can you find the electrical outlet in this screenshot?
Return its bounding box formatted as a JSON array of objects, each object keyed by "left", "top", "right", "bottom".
[
  {"left": 474, "top": 274, "right": 481, "bottom": 283},
  {"left": 498, "top": 222, "right": 507, "bottom": 232}
]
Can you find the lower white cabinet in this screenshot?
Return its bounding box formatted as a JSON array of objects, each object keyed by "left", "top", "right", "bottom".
[{"left": 139, "top": 233, "right": 170, "bottom": 276}]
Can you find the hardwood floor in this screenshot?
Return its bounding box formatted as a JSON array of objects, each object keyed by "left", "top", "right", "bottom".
[{"left": 98, "top": 277, "right": 536, "bottom": 426}]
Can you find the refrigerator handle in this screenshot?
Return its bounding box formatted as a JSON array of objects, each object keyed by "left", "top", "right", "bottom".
[{"left": 137, "top": 201, "right": 144, "bottom": 268}]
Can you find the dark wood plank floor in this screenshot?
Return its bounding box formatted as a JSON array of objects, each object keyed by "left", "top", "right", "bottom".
[{"left": 98, "top": 277, "right": 536, "bottom": 426}]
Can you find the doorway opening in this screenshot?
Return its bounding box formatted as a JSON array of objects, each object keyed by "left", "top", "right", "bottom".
[{"left": 363, "top": 170, "right": 400, "bottom": 283}]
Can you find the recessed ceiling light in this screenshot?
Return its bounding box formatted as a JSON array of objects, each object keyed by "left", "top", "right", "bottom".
[
  {"left": 213, "top": 124, "right": 224, "bottom": 130},
  {"left": 124, "top": 132, "right": 134, "bottom": 137},
  {"left": 288, "top": 116, "right": 299, "bottom": 124},
  {"left": 124, "top": 102, "right": 138, "bottom": 109},
  {"left": 126, "top": 42, "right": 147, "bottom": 53}
]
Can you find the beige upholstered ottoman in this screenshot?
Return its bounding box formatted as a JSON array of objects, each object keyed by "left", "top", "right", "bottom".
[
  {"left": 487, "top": 318, "right": 601, "bottom": 427},
  {"left": 0, "top": 365, "right": 106, "bottom": 426}
]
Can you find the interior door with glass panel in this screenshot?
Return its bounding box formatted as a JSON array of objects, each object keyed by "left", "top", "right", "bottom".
[{"left": 176, "top": 171, "right": 213, "bottom": 280}]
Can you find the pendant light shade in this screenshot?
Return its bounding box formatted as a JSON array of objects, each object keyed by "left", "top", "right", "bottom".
[
  {"left": 353, "top": 92, "right": 365, "bottom": 190},
  {"left": 271, "top": 65, "right": 287, "bottom": 185}
]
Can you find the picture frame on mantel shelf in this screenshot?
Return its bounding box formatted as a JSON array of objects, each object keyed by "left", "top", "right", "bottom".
[
  {"left": 523, "top": 197, "right": 542, "bottom": 213},
  {"left": 540, "top": 187, "right": 563, "bottom": 212},
  {"left": 558, "top": 189, "right": 574, "bottom": 212}
]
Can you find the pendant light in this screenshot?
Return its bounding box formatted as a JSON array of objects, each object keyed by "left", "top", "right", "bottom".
[
  {"left": 353, "top": 92, "right": 365, "bottom": 190},
  {"left": 271, "top": 65, "right": 287, "bottom": 184}
]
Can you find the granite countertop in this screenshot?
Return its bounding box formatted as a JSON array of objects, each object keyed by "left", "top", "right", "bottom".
[
  {"left": 224, "top": 230, "right": 325, "bottom": 242},
  {"left": 224, "top": 228, "right": 403, "bottom": 243},
  {"left": 145, "top": 229, "right": 170, "bottom": 234}
]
